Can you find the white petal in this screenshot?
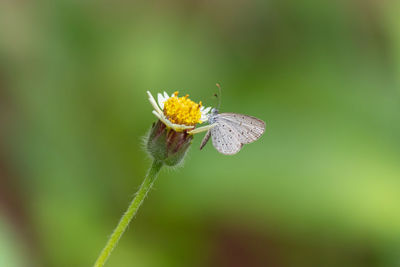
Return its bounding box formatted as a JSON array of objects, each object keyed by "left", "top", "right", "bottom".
[
  {"left": 202, "top": 106, "right": 211, "bottom": 114},
  {"left": 152, "top": 110, "right": 175, "bottom": 128},
  {"left": 200, "top": 106, "right": 205, "bottom": 111},
  {"left": 164, "top": 91, "right": 169, "bottom": 99},
  {"left": 147, "top": 91, "right": 163, "bottom": 115},
  {"left": 157, "top": 93, "right": 165, "bottom": 110},
  {"left": 152, "top": 110, "right": 163, "bottom": 120},
  {"left": 200, "top": 114, "right": 209, "bottom": 122}
]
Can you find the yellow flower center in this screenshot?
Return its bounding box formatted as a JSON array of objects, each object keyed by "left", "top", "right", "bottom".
[{"left": 163, "top": 92, "right": 202, "bottom": 126}]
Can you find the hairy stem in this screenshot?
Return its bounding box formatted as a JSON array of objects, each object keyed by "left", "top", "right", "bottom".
[{"left": 94, "top": 160, "right": 163, "bottom": 267}]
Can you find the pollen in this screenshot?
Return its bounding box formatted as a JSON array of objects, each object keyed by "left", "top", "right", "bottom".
[{"left": 163, "top": 91, "right": 202, "bottom": 126}]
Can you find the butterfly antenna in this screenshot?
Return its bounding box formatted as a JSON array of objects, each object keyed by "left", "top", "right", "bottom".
[{"left": 216, "top": 83, "right": 222, "bottom": 109}]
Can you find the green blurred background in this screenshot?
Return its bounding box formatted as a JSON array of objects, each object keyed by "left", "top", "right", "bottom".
[{"left": 1, "top": 0, "right": 400, "bottom": 266}]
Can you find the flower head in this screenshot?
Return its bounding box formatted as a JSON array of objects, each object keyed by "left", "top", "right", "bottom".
[
  {"left": 146, "top": 91, "right": 215, "bottom": 166},
  {"left": 147, "top": 91, "right": 211, "bottom": 132}
]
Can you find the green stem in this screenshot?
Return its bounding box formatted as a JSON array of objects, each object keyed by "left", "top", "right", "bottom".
[{"left": 94, "top": 160, "right": 163, "bottom": 267}]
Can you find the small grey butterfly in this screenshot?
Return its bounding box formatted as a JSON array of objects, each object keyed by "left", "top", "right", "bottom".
[{"left": 200, "top": 108, "right": 266, "bottom": 155}]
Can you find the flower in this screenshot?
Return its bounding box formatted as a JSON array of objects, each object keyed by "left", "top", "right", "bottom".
[
  {"left": 146, "top": 91, "right": 215, "bottom": 166},
  {"left": 147, "top": 91, "right": 212, "bottom": 132}
]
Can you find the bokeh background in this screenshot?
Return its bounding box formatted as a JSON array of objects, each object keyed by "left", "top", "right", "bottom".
[{"left": 1, "top": 0, "right": 400, "bottom": 266}]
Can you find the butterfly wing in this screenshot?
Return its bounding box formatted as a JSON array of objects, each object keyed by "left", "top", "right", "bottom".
[
  {"left": 216, "top": 113, "right": 265, "bottom": 144},
  {"left": 210, "top": 120, "right": 242, "bottom": 155}
]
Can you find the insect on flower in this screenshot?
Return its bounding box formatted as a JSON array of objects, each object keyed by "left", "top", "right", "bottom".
[
  {"left": 194, "top": 84, "right": 266, "bottom": 155},
  {"left": 147, "top": 87, "right": 265, "bottom": 157},
  {"left": 199, "top": 109, "right": 266, "bottom": 155}
]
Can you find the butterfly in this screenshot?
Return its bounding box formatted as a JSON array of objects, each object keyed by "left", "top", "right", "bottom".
[{"left": 200, "top": 108, "right": 266, "bottom": 155}]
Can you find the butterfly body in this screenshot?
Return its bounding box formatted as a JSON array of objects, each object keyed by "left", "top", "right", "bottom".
[{"left": 200, "top": 108, "right": 266, "bottom": 155}]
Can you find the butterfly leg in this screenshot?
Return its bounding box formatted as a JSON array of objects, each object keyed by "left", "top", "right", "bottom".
[{"left": 187, "top": 124, "right": 216, "bottom": 135}]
